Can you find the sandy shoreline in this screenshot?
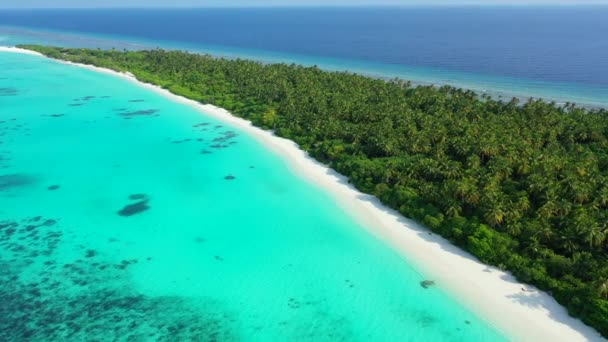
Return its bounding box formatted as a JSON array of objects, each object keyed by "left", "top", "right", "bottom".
[{"left": 2, "top": 46, "right": 604, "bottom": 341}]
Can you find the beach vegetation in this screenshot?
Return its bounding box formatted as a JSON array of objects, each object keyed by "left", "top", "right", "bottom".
[{"left": 20, "top": 45, "right": 608, "bottom": 337}]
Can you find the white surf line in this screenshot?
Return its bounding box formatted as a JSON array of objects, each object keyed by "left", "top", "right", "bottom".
[{"left": 1, "top": 45, "right": 604, "bottom": 342}]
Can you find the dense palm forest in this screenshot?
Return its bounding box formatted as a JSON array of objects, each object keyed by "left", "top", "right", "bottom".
[{"left": 22, "top": 45, "right": 608, "bottom": 336}]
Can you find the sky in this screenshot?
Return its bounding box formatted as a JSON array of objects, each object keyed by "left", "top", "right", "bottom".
[{"left": 1, "top": 0, "right": 607, "bottom": 8}]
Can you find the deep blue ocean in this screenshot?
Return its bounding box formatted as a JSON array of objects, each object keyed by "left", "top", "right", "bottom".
[
  {"left": 1, "top": 7, "right": 607, "bottom": 107},
  {"left": 3, "top": 7, "right": 608, "bottom": 86}
]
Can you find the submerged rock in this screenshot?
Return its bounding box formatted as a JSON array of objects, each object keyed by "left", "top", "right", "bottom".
[
  {"left": 420, "top": 280, "right": 435, "bottom": 289},
  {"left": 41, "top": 219, "right": 57, "bottom": 227},
  {"left": 0, "top": 174, "right": 36, "bottom": 191},
  {"left": 119, "top": 109, "right": 159, "bottom": 117},
  {"left": 117, "top": 200, "right": 150, "bottom": 217},
  {"left": 210, "top": 144, "right": 228, "bottom": 149},
  {"left": 28, "top": 216, "right": 42, "bottom": 223},
  {"left": 0, "top": 87, "right": 18, "bottom": 96}
]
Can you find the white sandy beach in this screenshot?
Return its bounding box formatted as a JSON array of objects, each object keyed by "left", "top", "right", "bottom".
[{"left": 1, "top": 46, "right": 605, "bottom": 342}]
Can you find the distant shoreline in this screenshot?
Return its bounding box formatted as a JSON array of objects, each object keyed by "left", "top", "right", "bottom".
[
  {"left": 1, "top": 46, "right": 604, "bottom": 342},
  {"left": 2, "top": 24, "right": 608, "bottom": 110}
]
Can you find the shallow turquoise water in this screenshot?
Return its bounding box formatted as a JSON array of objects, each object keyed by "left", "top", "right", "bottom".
[{"left": 0, "top": 52, "right": 507, "bottom": 341}]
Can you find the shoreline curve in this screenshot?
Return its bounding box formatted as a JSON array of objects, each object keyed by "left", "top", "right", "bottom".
[{"left": 1, "top": 46, "right": 604, "bottom": 342}]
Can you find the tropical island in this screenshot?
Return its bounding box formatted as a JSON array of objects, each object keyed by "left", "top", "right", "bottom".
[{"left": 19, "top": 45, "right": 608, "bottom": 338}]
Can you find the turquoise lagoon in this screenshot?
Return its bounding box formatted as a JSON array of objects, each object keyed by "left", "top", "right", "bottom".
[{"left": 0, "top": 51, "right": 507, "bottom": 340}]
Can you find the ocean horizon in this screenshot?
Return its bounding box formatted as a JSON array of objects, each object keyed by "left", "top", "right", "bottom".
[{"left": 1, "top": 7, "right": 608, "bottom": 108}]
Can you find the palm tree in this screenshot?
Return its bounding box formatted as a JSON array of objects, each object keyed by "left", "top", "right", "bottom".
[
  {"left": 584, "top": 225, "right": 606, "bottom": 248},
  {"left": 538, "top": 200, "right": 558, "bottom": 220},
  {"left": 560, "top": 226, "right": 586, "bottom": 254},
  {"left": 444, "top": 200, "right": 463, "bottom": 218},
  {"left": 598, "top": 186, "right": 608, "bottom": 208},
  {"left": 533, "top": 224, "right": 554, "bottom": 247},
  {"left": 455, "top": 178, "right": 480, "bottom": 205},
  {"left": 598, "top": 279, "right": 608, "bottom": 299},
  {"left": 485, "top": 206, "right": 506, "bottom": 227}
]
